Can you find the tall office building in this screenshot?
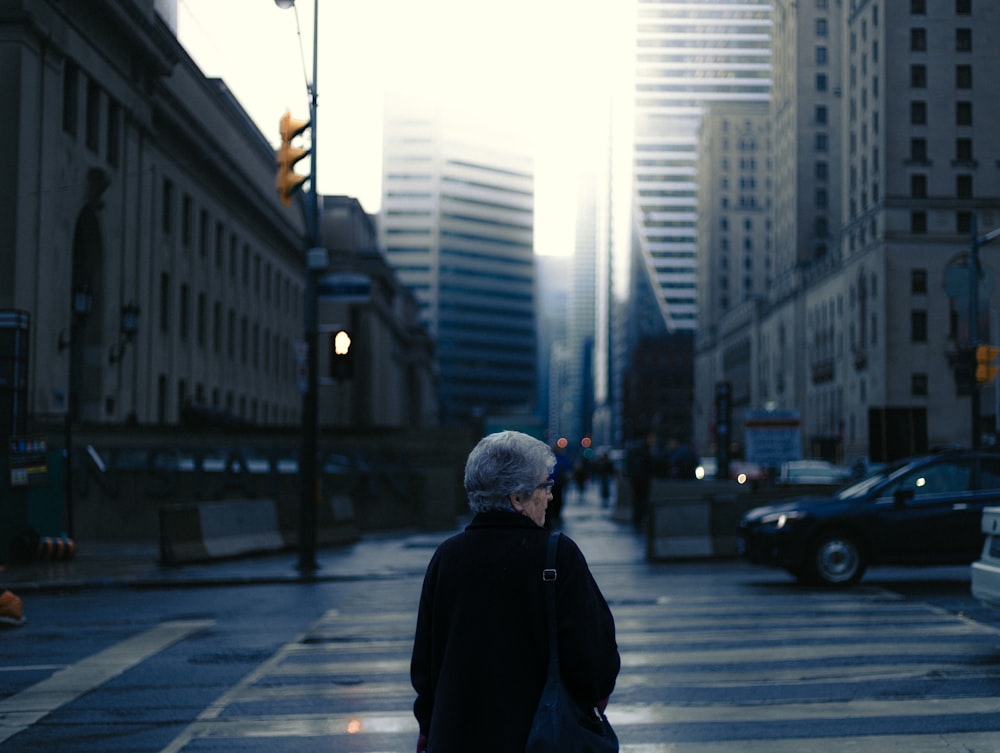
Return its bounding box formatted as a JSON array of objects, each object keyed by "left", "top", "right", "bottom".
[
  {"left": 379, "top": 95, "right": 537, "bottom": 425},
  {"left": 631, "top": 0, "right": 772, "bottom": 332}
]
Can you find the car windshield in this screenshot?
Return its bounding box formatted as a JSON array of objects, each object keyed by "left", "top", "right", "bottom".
[{"left": 835, "top": 460, "right": 912, "bottom": 500}]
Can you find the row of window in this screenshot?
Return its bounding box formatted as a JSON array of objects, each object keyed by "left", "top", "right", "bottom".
[
  {"left": 911, "top": 210, "right": 977, "bottom": 236},
  {"left": 911, "top": 0, "right": 973, "bottom": 15},
  {"left": 910, "top": 137, "right": 975, "bottom": 163},
  {"left": 160, "top": 178, "right": 300, "bottom": 314},
  {"left": 63, "top": 61, "right": 120, "bottom": 168},
  {"left": 911, "top": 64, "right": 973, "bottom": 89},
  {"left": 910, "top": 174, "right": 974, "bottom": 199},
  {"left": 157, "top": 272, "right": 297, "bottom": 381},
  {"left": 911, "top": 28, "right": 973, "bottom": 52},
  {"left": 910, "top": 101, "right": 974, "bottom": 126},
  {"left": 157, "top": 375, "right": 293, "bottom": 427}
]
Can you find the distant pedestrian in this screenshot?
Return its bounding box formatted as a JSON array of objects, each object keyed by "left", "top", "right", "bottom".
[
  {"left": 627, "top": 433, "right": 655, "bottom": 532},
  {"left": 572, "top": 454, "right": 591, "bottom": 500},
  {"left": 410, "top": 431, "right": 620, "bottom": 753},
  {"left": 546, "top": 444, "right": 571, "bottom": 527},
  {"left": 594, "top": 451, "right": 615, "bottom": 506}
]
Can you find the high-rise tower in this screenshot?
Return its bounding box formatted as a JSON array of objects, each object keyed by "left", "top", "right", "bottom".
[
  {"left": 379, "top": 95, "right": 537, "bottom": 425},
  {"left": 631, "top": 0, "right": 772, "bottom": 332}
]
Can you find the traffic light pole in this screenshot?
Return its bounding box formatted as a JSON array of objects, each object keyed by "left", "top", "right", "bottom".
[
  {"left": 298, "top": 0, "right": 322, "bottom": 575},
  {"left": 969, "top": 216, "right": 1000, "bottom": 449}
]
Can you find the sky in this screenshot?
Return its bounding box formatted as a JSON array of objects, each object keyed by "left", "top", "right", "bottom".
[{"left": 175, "top": 0, "right": 631, "bottom": 258}]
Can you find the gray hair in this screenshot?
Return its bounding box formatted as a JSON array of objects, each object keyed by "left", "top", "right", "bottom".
[{"left": 464, "top": 431, "right": 556, "bottom": 513}]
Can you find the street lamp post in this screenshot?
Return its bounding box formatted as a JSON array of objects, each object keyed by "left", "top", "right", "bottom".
[
  {"left": 275, "top": 0, "right": 323, "bottom": 575},
  {"left": 62, "top": 283, "right": 93, "bottom": 539}
]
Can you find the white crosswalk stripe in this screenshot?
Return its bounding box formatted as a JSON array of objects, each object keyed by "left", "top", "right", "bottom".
[{"left": 157, "top": 586, "right": 1000, "bottom": 752}]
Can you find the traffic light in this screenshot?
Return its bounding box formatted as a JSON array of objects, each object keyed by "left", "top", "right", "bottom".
[
  {"left": 275, "top": 110, "right": 311, "bottom": 207},
  {"left": 976, "top": 344, "right": 1000, "bottom": 383},
  {"left": 330, "top": 329, "right": 354, "bottom": 381}
]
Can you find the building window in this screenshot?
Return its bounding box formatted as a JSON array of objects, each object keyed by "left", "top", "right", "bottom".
[
  {"left": 85, "top": 80, "right": 100, "bottom": 152},
  {"left": 958, "top": 211, "right": 973, "bottom": 234},
  {"left": 911, "top": 65, "right": 927, "bottom": 88},
  {"left": 815, "top": 105, "right": 828, "bottom": 124},
  {"left": 911, "top": 28, "right": 927, "bottom": 51},
  {"left": 910, "top": 101, "right": 927, "bottom": 124},
  {"left": 956, "top": 0, "right": 971, "bottom": 14},
  {"left": 815, "top": 132, "right": 828, "bottom": 152},
  {"left": 956, "top": 138, "right": 973, "bottom": 161},
  {"left": 956, "top": 28, "right": 972, "bottom": 51},
  {"left": 227, "top": 308, "right": 236, "bottom": 358},
  {"left": 179, "top": 284, "right": 189, "bottom": 341},
  {"left": 240, "top": 316, "right": 248, "bottom": 364},
  {"left": 912, "top": 373, "right": 928, "bottom": 396},
  {"left": 911, "top": 0, "right": 926, "bottom": 13},
  {"left": 182, "top": 195, "right": 192, "bottom": 248},
  {"left": 199, "top": 210, "right": 210, "bottom": 258},
  {"left": 106, "top": 100, "right": 120, "bottom": 167},
  {"left": 213, "top": 302, "right": 222, "bottom": 353},
  {"left": 912, "top": 211, "right": 927, "bottom": 234},
  {"left": 911, "top": 174, "right": 927, "bottom": 197},
  {"left": 161, "top": 179, "right": 173, "bottom": 235},
  {"left": 159, "top": 273, "right": 171, "bottom": 333},
  {"left": 957, "top": 174, "right": 973, "bottom": 198},
  {"left": 816, "top": 46, "right": 827, "bottom": 64},
  {"left": 911, "top": 310, "right": 928, "bottom": 342},
  {"left": 214, "top": 223, "right": 224, "bottom": 269},
  {"left": 816, "top": 18, "right": 827, "bottom": 36},
  {"left": 956, "top": 101, "right": 972, "bottom": 125},
  {"left": 912, "top": 269, "right": 928, "bottom": 294},
  {"left": 956, "top": 64, "right": 972, "bottom": 88},
  {"left": 911, "top": 138, "right": 927, "bottom": 162},
  {"left": 197, "top": 293, "right": 207, "bottom": 348},
  {"left": 62, "top": 62, "right": 78, "bottom": 136},
  {"left": 816, "top": 187, "right": 828, "bottom": 208},
  {"left": 816, "top": 73, "right": 827, "bottom": 91},
  {"left": 815, "top": 161, "right": 828, "bottom": 180}
]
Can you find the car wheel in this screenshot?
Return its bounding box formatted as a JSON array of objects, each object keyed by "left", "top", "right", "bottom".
[{"left": 807, "top": 530, "right": 866, "bottom": 586}]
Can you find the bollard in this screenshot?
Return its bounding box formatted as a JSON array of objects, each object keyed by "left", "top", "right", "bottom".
[{"left": 35, "top": 536, "right": 75, "bottom": 561}]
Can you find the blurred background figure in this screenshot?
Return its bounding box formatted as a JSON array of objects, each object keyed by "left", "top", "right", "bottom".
[{"left": 546, "top": 444, "right": 572, "bottom": 528}]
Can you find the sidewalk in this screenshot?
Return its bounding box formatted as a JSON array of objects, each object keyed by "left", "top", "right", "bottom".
[{"left": 1, "top": 483, "right": 642, "bottom": 593}]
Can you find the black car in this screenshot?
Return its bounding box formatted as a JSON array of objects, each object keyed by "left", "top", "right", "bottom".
[{"left": 738, "top": 449, "right": 1000, "bottom": 586}]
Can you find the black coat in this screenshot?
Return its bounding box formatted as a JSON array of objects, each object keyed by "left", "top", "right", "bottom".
[{"left": 411, "top": 511, "right": 620, "bottom": 753}]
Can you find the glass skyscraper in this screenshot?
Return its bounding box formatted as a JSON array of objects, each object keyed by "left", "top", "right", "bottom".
[
  {"left": 379, "top": 96, "right": 537, "bottom": 425},
  {"left": 632, "top": 0, "right": 772, "bottom": 332}
]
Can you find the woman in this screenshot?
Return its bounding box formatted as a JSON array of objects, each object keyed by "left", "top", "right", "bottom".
[{"left": 411, "top": 431, "right": 620, "bottom": 752}]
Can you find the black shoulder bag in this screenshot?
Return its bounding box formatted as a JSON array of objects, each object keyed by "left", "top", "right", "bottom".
[{"left": 525, "top": 532, "right": 619, "bottom": 753}]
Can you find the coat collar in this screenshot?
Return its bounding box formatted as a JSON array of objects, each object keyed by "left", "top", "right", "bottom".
[{"left": 466, "top": 509, "right": 543, "bottom": 531}]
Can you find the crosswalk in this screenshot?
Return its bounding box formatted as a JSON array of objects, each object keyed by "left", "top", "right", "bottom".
[{"left": 155, "top": 583, "right": 1000, "bottom": 752}]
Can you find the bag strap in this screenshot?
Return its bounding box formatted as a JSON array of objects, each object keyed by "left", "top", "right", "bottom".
[{"left": 542, "top": 531, "right": 561, "bottom": 674}]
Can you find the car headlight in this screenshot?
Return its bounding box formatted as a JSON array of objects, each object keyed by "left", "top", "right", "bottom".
[{"left": 759, "top": 510, "right": 805, "bottom": 529}]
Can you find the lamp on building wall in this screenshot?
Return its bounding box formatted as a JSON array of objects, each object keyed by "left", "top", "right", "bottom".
[
  {"left": 57, "top": 284, "right": 94, "bottom": 352},
  {"left": 108, "top": 302, "right": 140, "bottom": 364}
]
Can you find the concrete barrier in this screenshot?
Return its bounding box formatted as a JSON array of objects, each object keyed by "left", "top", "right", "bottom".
[
  {"left": 645, "top": 480, "right": 841, "bottom": 560},
  {"left": 160, "top": 498, "right": 285, "bottom": 564}
]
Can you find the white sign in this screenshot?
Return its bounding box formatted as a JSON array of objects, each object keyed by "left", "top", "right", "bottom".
[{"left": 744, "top": 410, "right": 801, "bottom": 466}]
